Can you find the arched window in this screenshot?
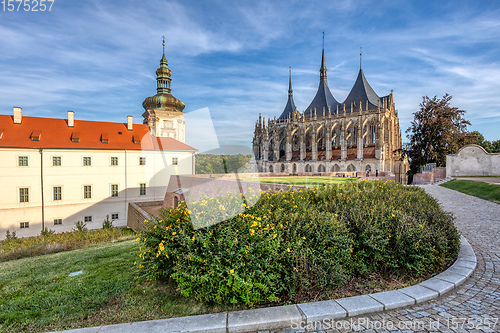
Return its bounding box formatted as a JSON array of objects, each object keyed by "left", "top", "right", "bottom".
[
  {"left": 347, "top": 164, "right": 356, "bottom": 172},
  {"left": 318, "top": 164, "right": 326, "bottom": 172},
  {"left": 365, "top": 165, "right": 372, "bottom": 172},
  {"left": 281, "top": 164, "right": 285, "bottom": 172},
  {"left": 305, "top": 164, "right": 312, "bottom": 172},
  {"left": 293, "top": 163, "right": 297, "bottom": 173},
  {"left": 269, "top": 165, "right": 273, "bottom": 173},
  {"left": 331, "top": 164, "right": 340, "bottom": 172}
]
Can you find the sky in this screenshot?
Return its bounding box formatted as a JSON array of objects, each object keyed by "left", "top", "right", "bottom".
[{"left": 1, "top": 0, "right": 500, "bottom": 153}]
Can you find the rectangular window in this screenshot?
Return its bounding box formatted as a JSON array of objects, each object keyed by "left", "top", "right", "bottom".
[
  {"left": 19, "top": 188, "right": 29, "bottom": 203},
  {"left": 20, "top": 222, "right": 29, "bottom": 229},
  {"left": 84, "top": 185, "right": 92, "bottom": 199},
  {"left": 139, "top": 157, "right": 146, "bottom": 165},
  {"left": 18, "top": 156, "right": 29, "bottom": 166},
  {"left": 172, "top": 157, "right": 178, "bottom": 165},
  {"left": 139, "top": 183, "right": 146, "bottom": 196},
  {"left": 52, "top": 156, "right": 62, "bottom": 166},
  {"left": 83, "top": 156, "right": 92, "bottom": 166},
  {"left": 111, "top": 184, "right": 119, "bottom": 197},
  {"left": 84, "top": 216, "right": 92, "bottom": 222},
  {"left": 111, "top": 213, "right": 119, "bottom": 220},
  {"left": 110, "top": 156, "right": 118, "bottom": 166},
  {"left": 54, "top": 219, "right": 62, "bottom": 225},
  {"left": 53, "top": 186, "right": 62, "bottom": 201}
]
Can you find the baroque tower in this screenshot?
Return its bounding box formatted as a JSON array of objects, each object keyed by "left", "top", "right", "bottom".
[{"left": 142, "top": 37, "right": 186, "bottom": 142}]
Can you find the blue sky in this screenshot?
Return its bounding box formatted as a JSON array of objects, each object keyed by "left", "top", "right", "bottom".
[{"left": 1, "top": 0, "right": 500, "bottom": 151}]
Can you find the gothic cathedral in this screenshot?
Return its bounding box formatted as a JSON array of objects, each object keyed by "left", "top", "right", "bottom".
[{"left": 251, "top": 38, "right": 408, "bottom": 183}]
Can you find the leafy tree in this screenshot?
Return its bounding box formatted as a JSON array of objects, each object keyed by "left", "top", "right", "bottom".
[
  {"left": 472, "top": 131, "right": 500, "bottom": 153},
  {"left": 195, "top": 154, "right": 252, "bottom": 174},
  {"left": 405, "top": 94, "right": 475, "bottom": 173}
]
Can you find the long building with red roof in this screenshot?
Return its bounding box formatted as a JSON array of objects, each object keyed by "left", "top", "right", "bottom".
[{"left": 0, "top": 43, "right": 196, "bottom": 239}]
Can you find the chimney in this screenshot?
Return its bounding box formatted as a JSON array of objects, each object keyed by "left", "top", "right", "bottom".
[
  {"left": 68, "top": 111, "right": 74, "bottom": 127},
  {"left": 13, "top": 107, "right": 22, "bottom": 124},
  {"left": 127, "top": 115, "right": 133, "bottom": 131}
]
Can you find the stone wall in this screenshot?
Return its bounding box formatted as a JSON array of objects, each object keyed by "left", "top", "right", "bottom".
[
  {"left": 447, "top": 144, "right": 500, "bottom": 177},
  {"left": 413, "top": 167, "right": 446, "bottom": 184},
  {"left": 127, "top": 201, "right": 163, "bottom": 232}
]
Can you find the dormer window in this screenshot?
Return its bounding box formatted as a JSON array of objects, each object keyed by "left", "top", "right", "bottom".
[
  {"left": 133, "top": 136, "right": 141, "bottom": 145},
  {"left": 71, "top": 132, "right": 80, "bottom": 143},
  {"left": 30, "top": 130, "right": 41, "bottom": 141},
  {"left": 101, "top": 133, "right": 109, "bottom": 144}
]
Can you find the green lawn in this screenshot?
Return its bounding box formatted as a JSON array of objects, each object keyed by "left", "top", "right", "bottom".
[
  {"left": 440, "top": 179, "right": 500, "bottom": 203},
  {"left": 0, "top": 240, "right": 218, "bottom": 333},
  {"left": 241, "top": 176, "right": 359, "bottom": 186}
]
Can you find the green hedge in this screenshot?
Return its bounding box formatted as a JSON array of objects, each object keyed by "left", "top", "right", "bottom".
[{"left": 137, "top": 180, "right": 459, "bottom": 305}]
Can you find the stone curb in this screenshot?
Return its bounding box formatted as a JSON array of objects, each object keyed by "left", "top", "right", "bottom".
[{"left": 53, "top": 236, "right": 476, "bottom": 333}]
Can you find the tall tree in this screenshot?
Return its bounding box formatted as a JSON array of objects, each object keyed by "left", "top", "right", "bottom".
[
  {"left": 472, "top": 130, "right": 500, "bottom": 153},
  {"left": 405, "top": 94, "right": 475, "bottom": 172}
]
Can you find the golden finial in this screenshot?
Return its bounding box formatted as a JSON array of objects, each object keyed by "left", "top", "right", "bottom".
[{"left": 162, "top": 35, "right": 165, "bottom": 54}]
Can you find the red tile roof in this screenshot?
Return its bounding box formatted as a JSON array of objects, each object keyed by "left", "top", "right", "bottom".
[{"left": 0, "top": 115, "right": 197, "bottom": 151}]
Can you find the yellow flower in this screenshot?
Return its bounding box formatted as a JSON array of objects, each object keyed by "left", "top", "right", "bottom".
[
  {"left": 391, "top": 214, "right": 395, "bottom": 217},
  {"left": 154, "top": 225, "right": 157, "bottom": 229},
  {"left": 159, "top": 243, "right": 165, "bottom": 252},
  {"left": 134, "top": 261, "right": 137, "bottom": 265},
  {"left": 144, "top": 219, "right": 148, "bottom": 223},
  {"left": 256, "top": 217, "right": 261, "bottom": 221},
  {"left": 192, "top": 236, "right": 195, "bottom": 241},
  {"left": 230, "top": 269, "right": 234, "bottom": 274},
  {"left": 136, "top": 237, "right": 140, "bottom": 242},
  {"left": 250, "top": 229, "right": 255, "bottom": 236},
  {"left": 272, "top": 234, "right": 277, "bottom": 239},
  {"left": 172, "top": 232, "right": 177, "bottom": 236},
  {"left": 286, "top": 248, "right": 291, "bottom": 252},
  {"left": 419, "top": 224, "right": 423, "bottom": 228}
]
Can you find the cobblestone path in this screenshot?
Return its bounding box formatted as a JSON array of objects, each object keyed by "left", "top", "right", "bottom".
[{"left": 264, "top": 185, "right": 500, "bottom": 333}]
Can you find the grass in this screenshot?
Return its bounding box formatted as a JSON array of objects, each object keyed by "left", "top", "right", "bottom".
[
  {"left": 241, "top": 176, "right": 359, "bottom": 186},
  {"left": 0, "top": 240, "right": 220, "bottom": 333},
  {"left": 440, "top": 179, "right": 500, "bottom": 204}
]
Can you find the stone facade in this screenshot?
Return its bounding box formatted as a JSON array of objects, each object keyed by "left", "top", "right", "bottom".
[
  {"left": 447, "top": 144, "right": 500, "bottom": 177},
  {"left": 251, "top": 42, "right": 408, "bottom": 183}
]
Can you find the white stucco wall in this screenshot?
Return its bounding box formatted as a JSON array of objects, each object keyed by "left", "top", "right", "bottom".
[
  {"left": 446, "top": 144, "right": 500, "bottom": 177},
  {"left": 0, "top": 147, "right": 194, "bottom": 239}
]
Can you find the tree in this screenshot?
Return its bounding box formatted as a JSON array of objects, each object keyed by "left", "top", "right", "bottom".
[
  {"left": 472, "top": 130, "right": 500, "bottom": 153},
  {"left": 405, "top": 94, "right": 475, "bottom": 173}
]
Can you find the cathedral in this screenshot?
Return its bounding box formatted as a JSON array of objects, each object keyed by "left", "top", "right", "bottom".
[{"left": 251, "top": 38, "right": 408, "bottom": 183}]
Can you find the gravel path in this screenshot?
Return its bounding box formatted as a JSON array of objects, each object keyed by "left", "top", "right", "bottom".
[{"left": 261, "top": 185, "right": 500, "bottom": 333}]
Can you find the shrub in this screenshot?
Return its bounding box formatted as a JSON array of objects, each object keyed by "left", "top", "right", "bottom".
[
  {"left": 40, "top": 228, "right": 55, "bottom": 238},
  {"left": 73, "top": 221, "right": 88, "bottom": 232},
  {"left": 137, "top": 180, "right": 459, "bottom": 306},
  {"left": 102, "top": 215, "right": 114, "bottom": 229}
]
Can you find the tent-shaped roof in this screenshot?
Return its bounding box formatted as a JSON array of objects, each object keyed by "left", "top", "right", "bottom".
[
  {"left": 342, "top": 69, "right": 380, "bottom": 111},
  {"left": 304, "top": 39, "right": 339, "bottom": 118}
]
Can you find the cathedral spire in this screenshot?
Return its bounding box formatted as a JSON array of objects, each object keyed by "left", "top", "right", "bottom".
[
  {"left": 278, "top": 67, "right": 297, "bottom": 120},
  {"left": 320, "top": 32, "right": 327, "bottom": 80}
]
